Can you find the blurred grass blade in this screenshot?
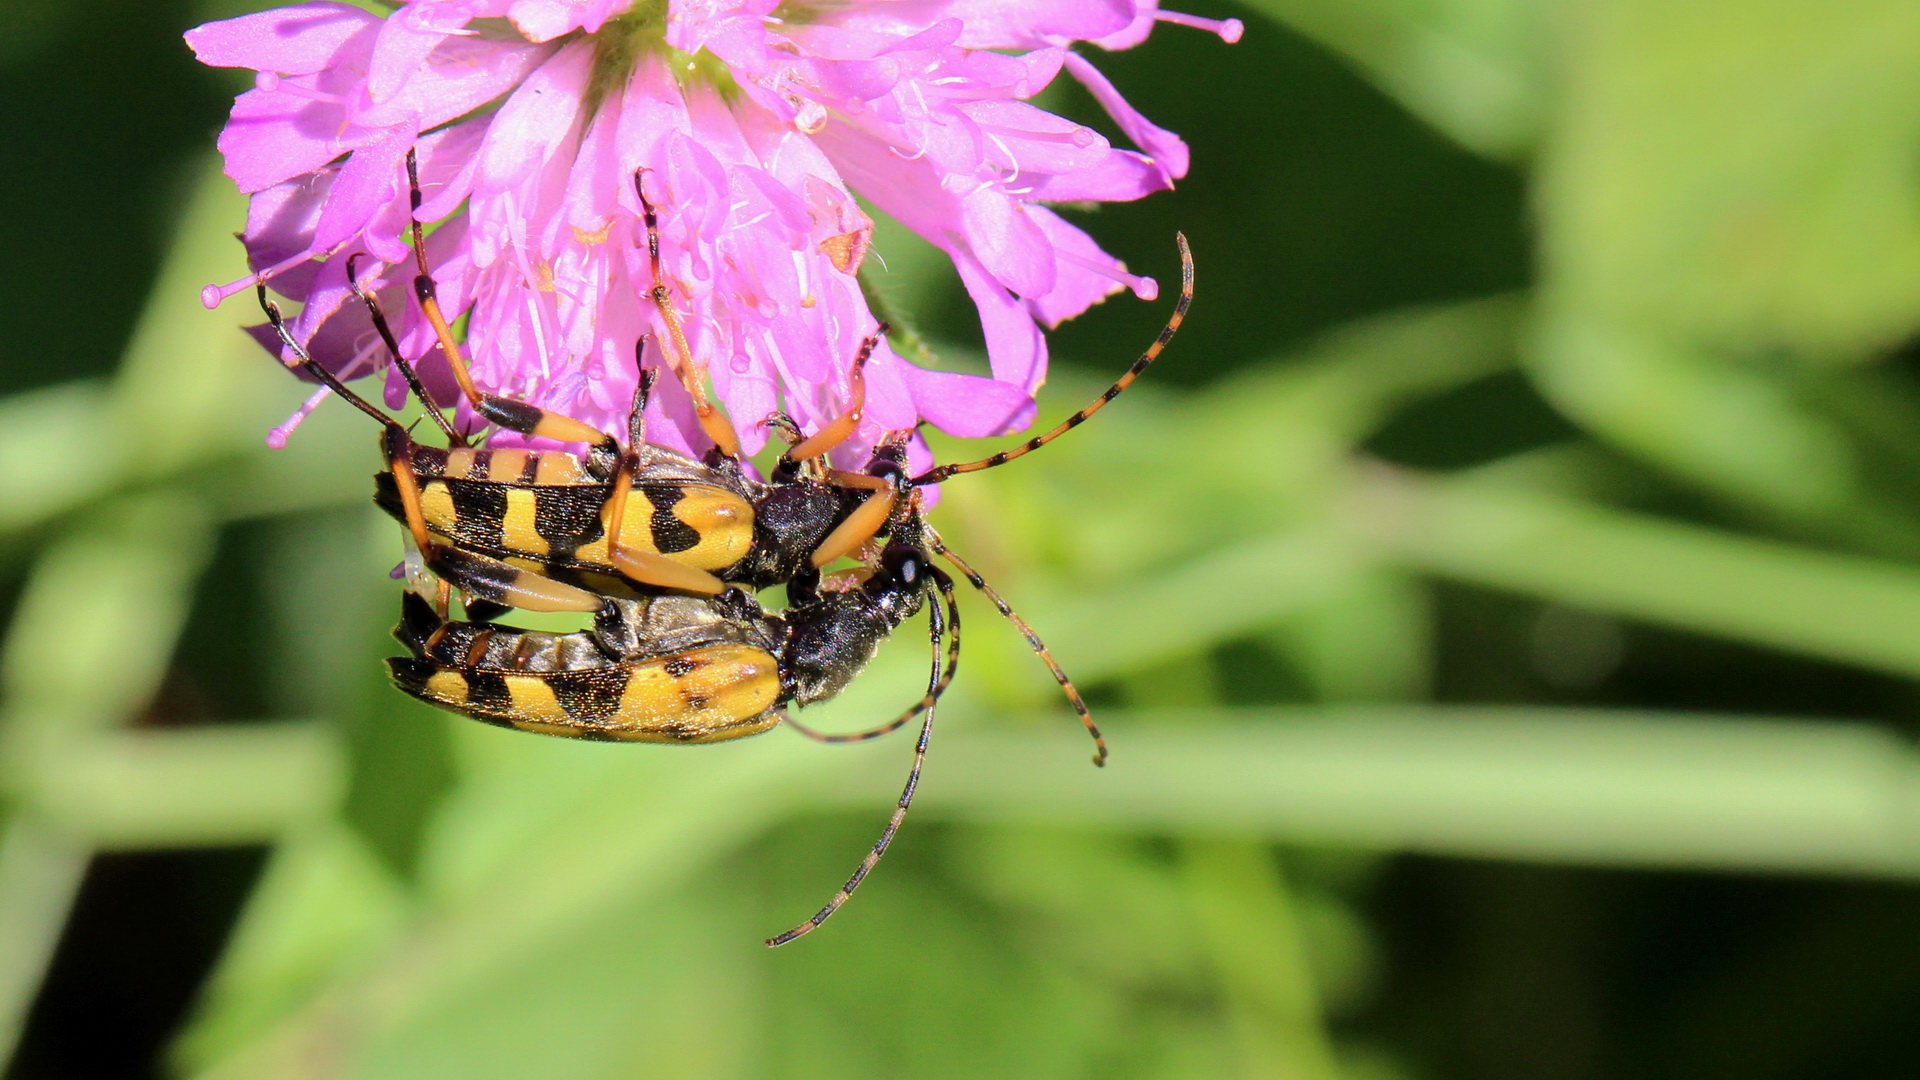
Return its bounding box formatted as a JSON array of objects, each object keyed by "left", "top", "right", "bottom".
[
  {"left": 0, "top": 819, "right": 88, "bottom": 1071},
  {"left": 1528, "top": 1, "right": 1920, "bottom": 530},
  {"left": 105, "top": 160, "right": 277, "bottom": 478},
  {"left": 0, "top": 381, "right": 113, "bottom": 541},
  {"left": 1538, "top": 0, "right": 1920, "bottom": 361},
  {"left": 0, "top": 159, "right": 377, "bottom": 544},
  {"left": 1040, "top": 526, "right": 1366, "bottom": 681},
  {"left": 1356, "top": 469, "right": 1920, "bottom": 679},
  {"left": 910, "top": 709, "right": 1920, "bottom": 877},
  {"left": 173, "top": 824, "right": 412, "bottom": 1076},
  {"left": 32, "top": 726, "right": 343, "bottom": 850},
  {"left": 1527, "top": 318, "right": 1866, "bottom": 525},
  {"left": 0, "top": 495, "right": 213, "bottom": 748},
  {"left": 1180, "top": 840, "right": 1341, "bottom": 1080}
]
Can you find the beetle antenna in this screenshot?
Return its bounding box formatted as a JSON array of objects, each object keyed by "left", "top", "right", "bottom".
[
  {"left": 256, "top": 286, "right": 403, "bottom": 433},
  {"left": 925, "top": 527, "right": 1105, "bottom": 766},
  {"left": 345, "top": 253, "right": 466, "bottom": 446},
  {"left": 767, "top": 567, "right": 952, "bottom": 946},
  {"left": 912, "top": 234, "right": 1191, "bottom": 486}
]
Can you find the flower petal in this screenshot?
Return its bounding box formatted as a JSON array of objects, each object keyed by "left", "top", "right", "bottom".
[
  {"left": 1062, "top": 50, "right": 1187, "bottom": 180},
  {"left": 952, "top": 247, "right": 1047, "bottom": 392},
  {"left": 901, "top": 361, "right": 1037, "bottom": 437},
  {"left": 184, "top": 2, "right": 377, "bottom": 74}
]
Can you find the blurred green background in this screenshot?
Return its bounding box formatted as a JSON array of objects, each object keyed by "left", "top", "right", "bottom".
[{"left": 9, "top": 0, "right": 1920, "bottom": 1076}]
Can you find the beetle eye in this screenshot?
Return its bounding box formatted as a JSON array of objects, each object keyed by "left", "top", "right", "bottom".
[{"left": 880, "top": 546, "right": 922, "bottom": 586}]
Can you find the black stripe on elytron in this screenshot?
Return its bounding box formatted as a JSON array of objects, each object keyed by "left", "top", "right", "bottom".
[
  {"left": 463, "top": 670, "right": 512, "bottom": 714},
  {"left": 529, "top": 484, "right": 591, "bottom": 565},
  {"left": 407, "top": 444, "right": 449, "bottom": 477},
  {"left": 548, "top": 669, "right": 628, "bottom": 724},
  {"left": 517, "top": 453, "right": 542, "bottom": 485},
  {"left": 467, "top": 449, "right": 494, "bottom": 479},
  {"left": 449, "top": 481, "right": 508, "bottom": 550},
  {"left": 529, "top": 484, "right": 579, "bottom": 557},
  {"left": 646, "top": 484, "right": 701, "bottom": 554}
]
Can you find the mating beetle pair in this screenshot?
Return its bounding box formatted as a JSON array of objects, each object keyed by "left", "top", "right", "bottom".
[{"left": 256, "top": 150, "right": 1194, "bottom": 944}]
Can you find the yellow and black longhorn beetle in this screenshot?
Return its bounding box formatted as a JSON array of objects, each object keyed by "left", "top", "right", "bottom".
[{"left": 389, "top": 499, "right": 957, "bottom": 946}]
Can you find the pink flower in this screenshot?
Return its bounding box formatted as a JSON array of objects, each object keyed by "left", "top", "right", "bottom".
[{"left": 188, "top": 0, "right": 1234, "bottom": 465}]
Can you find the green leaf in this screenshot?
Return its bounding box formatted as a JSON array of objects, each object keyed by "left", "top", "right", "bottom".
[
  {"left": 1526, "top": 318, "right": 1868, "bottom": 525},
  {"left": 32, "top": 726, "right": 342, "bottom": 850},
  {"left": 0, "top": 495, "right": 213, "bottom": 743},
  {"left": 0, "top": 819, "right": 88, "bottom": 1068}
]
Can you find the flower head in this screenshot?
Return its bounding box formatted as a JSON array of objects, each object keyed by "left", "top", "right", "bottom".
[{"left": 189, "top": 0, "right": 1235, "bottom": 466}]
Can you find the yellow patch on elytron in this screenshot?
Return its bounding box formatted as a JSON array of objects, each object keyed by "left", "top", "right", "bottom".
[
  {"left": 499, "top": 487, "right": 547, "bottom": 557},
  {"left": 567, "top": 484, "right": 752, "bottom": 572}
]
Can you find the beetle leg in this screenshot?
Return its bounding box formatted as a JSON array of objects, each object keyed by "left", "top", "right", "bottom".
[
  {"left": 808, "top": 478, "right": 898, "bottom": 568},
  {"left": 345, "top": 253, "right": 465, "bottom": 446},
  {"left": 633, "top": 169, "right": 742, "bottom": 459},
  {"left": 602, "top": 363, "right": 725, "bottom": 594},
  {"left": 820, "top": 469, "right": 892, "bottom": 492},
  {"left": 402, "top": 150, "right": 622, "bottom": 475},
  {"left": 257, "top": 286, "right": 449, "bottom": 564},
  {"left": 781, "top": 326, "right": 885, "bottom": 466},
  {"left": 426, "top": 547, "right": 604, "bottom": 614},
  {"left": 626, "top": 357, "right": 658, "bottom": 454}
]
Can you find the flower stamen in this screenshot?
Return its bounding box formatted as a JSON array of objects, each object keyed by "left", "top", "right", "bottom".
[
  {"left": 1057, "top": 249, "right": 1159, "bottom": 302},
  {"left": 267, "top": 385, "right": 335, "bottom": 449},
  {"left": 1154, "top": 9, "right": 1245, "bottom": 44}
]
